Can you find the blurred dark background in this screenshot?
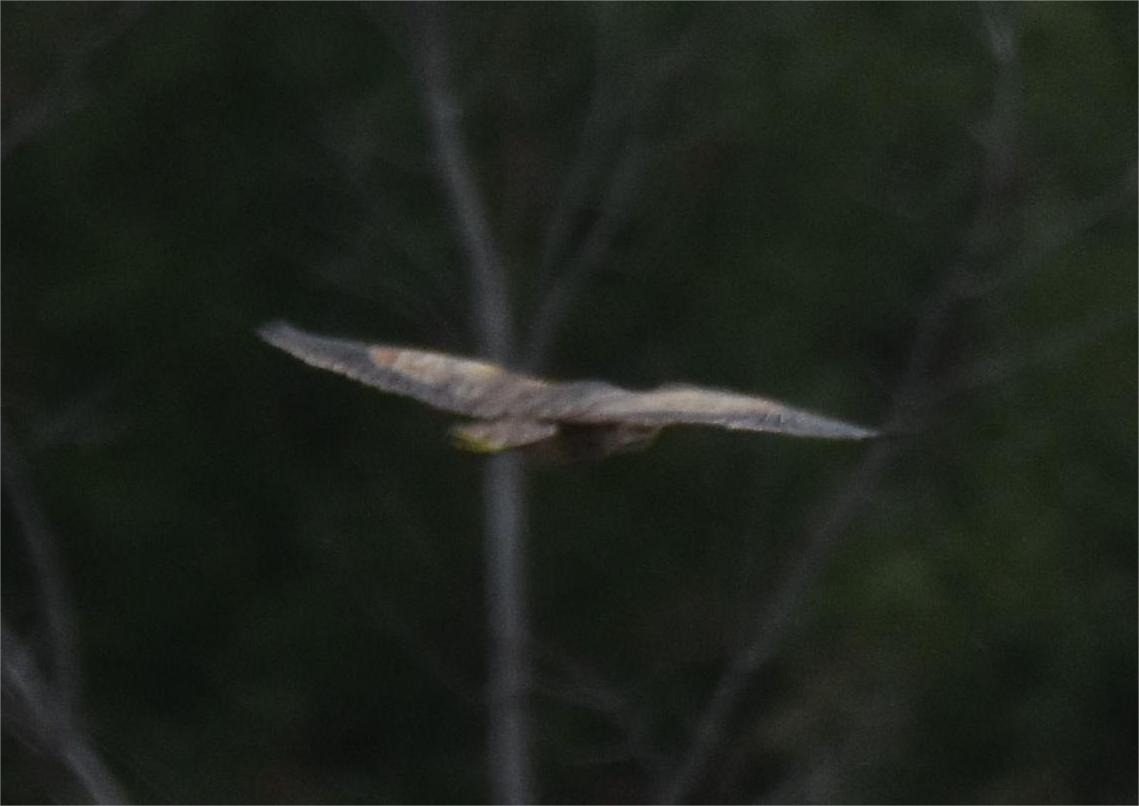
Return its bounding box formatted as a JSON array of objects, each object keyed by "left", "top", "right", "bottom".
[{"left": 2, "top": 3, "right": 1135, "bottom": 803}]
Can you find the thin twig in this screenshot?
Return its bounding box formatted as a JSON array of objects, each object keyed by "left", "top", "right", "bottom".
[
  {"left": 531, "top": 20, "right": 613, "bottom": 287},
  {"left": 533, "top": 642, "right": 668, "bottom": 782},
  {"left": 952, "top": 162, "right": 1137, "bottom": 301},
  {"left": 524, "top": 141, "right": 647, "bottom": 371},
  {"left": 931, "top": 309, "right": 1133, "bottom": 406},
  {"left": 524, "top": 21, "right": 705, "bottom": 372},
  {"left": 656, "top": 443, "right": 897, "bottom": 804}
]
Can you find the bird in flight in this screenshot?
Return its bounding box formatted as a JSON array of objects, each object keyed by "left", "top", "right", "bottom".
[{"left": 259, "top": 321, "right": 878, "bottom": 461}]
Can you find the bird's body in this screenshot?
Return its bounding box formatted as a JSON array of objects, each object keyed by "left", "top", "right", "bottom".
[{"left": 259, "top": 321, "right": 878, "bottom": 460}]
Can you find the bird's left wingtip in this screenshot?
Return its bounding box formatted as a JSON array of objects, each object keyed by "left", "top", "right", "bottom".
[{"left": 257, "top": 319, "right": 293, "bottom": 341}]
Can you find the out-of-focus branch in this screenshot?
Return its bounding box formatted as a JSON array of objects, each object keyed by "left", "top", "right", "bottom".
[
  {"left": 524, "top": 22, "right": 704, "bottom": 372},
  {"left": 408, "top": 4, "right": 514, "bottom": 362},
  {"left": 532, "top": 15, "right": 633, "bottom": 286},
  {"left": 407, "top": 6, "right": 533, "bottom": 804},
  {"left": 656, "top": 442, "right": 897, "bottom": 804},
  {"left": 657, "top": 8, "right": 1039, "bottom": 802},
  {"left": 2, "top": 623, "right": 128, "bottom": 805},
  {"left": 533, "top": 643, "right": 666, "bottom": 782},
  {"left": 481, "top": 454, "right": 532, "bottom": 804},
  {"left": 532, "top": 15, "right": 704, "bottom": 289},
  {"left": 523, "top": 142, "right": 646, "bottom": 371},
  {"left": 0, "top": 9, "right": 143, "bottom": 798},
  {"left": 932, "top": 309, "right": 1133, "bottom": 406},
  {"left": 3, "top": 424, "right": 128, "bottom": 803},
  {"left": 1, "top": 3, "right": 146, "bottom": 162},
  {"left": 953, "top": 162, "right": 1137, "bottom": 301},
  {"left": 4, "top": 80, "right": 78, "bottom": 162},
  {"left": 2, "top": 421, "right": 79, "bottom": 709}
]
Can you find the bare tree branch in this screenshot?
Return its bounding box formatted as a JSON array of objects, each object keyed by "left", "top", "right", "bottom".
[
  {"left": 932, "top": 309, "right": 1133, "bottom": 406},
  {"left": 523, "top": 141, "right": 647, "bottom": 371},
  {"left": 481, "top": 454, "right": 532, "bottom": 804},
  {"left": 0, "top": 9, "right": 144, "bottom": 798},
  {"left": 408, "top": 4, "right": 514, "bottom": 362},
  {"left": 2, "top": 424, "right": 129, "bottom": 804},
  {"left": 2, "top": 420, "right": 80, "bottom": 710},
  {"left": 524, "top": 21, "right": 706, "bottom": 372},
  {"left": 406, "top": 6, "right": 533, "bottom": 803},
  {"left": 530, "top": 27, "right": 615, "bottom": 288},
  {"left": 530, "top": 9, "right": 687, "bottom": 285},
  {"left": 656, "top": 442, "right": 897, "bottom": 804},
  {"left": 3, "top": 624, "right": 128, "bottom": 806},
  {"left": 952, "top": 162, "right": 1137, "bottom": 302}
]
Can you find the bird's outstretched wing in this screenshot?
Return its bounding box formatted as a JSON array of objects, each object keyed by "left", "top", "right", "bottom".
[
  {"left": 555, "top": 384, "right": 879, "bottom": 440},
  {"left": 258, "top": 321, "right": 560, "bottom": 419}
]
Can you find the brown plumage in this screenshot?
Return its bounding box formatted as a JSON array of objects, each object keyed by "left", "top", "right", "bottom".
[{"left": 259, "top": 321, "right": 878, "bottom": 459}]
